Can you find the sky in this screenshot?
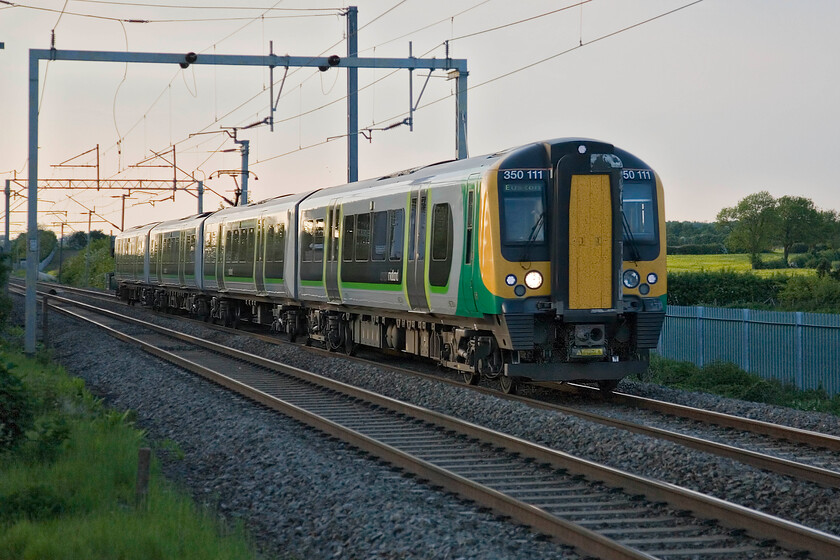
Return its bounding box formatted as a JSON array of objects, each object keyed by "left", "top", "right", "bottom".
[{"left": 1, "top": 0, "right": 839, "bottom": 239}]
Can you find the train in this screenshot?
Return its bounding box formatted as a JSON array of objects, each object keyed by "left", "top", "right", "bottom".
[{"left": 114, "top": 138, "right": 666, "bottom": 394}]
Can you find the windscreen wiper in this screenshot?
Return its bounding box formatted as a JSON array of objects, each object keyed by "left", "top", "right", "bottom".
[
  {"left": 521, "top": 211, "right": 545, "bottom": 262},
  {"left": 622, "top": 211, "right": 641, "bottom": 262}
]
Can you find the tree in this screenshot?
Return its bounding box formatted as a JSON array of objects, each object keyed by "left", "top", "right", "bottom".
[
  {"left": 10, "top": 228, "right": 58, "bottom": 265},
  {"left": 717, "top": 191, "right": 779, "bottom": 267},
  {"left": 64, "top": 229, "right": 108, "bottom": 250},
  {"left": 775, "top": 196, "right": 822, "bottom": 263},
  {"left": 59, "top": 237, "right": 114, "bottom": 288},
  {"left": 820, "top": 209, "right": 840, "bottom": 249}
]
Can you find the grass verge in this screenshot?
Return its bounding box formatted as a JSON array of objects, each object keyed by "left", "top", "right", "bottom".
[
  {"left": 638, "top": 355, "right": 840, "bottom": 417},
  {"left": 0, "top": 342, "right": 259, "bottom": 560},
  {"left": 667, "top": 253, "right": 815, "bottom": 277}
]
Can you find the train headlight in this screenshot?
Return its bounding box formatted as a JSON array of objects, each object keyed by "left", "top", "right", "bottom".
[
  {"left": 622, "top": 269, "right": 640, "bottom": 289},
  {"left": 647, "top": 272, "right": 658, "bottom": 285},
  {"left": 505, "top": 274, "right": 517, "bottom": 286},
  {"left": 524, "top": 271, "right": 543, "bottom": 290}
]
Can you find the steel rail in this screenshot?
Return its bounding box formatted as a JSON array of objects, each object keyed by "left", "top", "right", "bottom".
[
  {"left": 35, "top": 290, "right": 840, "bottom": 560},
  {"left": 564, "top": 383, "right": 840, "bottom": 452},
  {"left": 32, "top": 282, "right": 840, "bottom": 488},
  {"left": 40, "top": 295, "right": 654, "bottom": 560},
  {"left": 32, "top": 281, "right": 840, "bottom": 488}
]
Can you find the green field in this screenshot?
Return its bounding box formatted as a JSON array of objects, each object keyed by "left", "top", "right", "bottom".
[{"left": 667, "top": 253, "right": 815, "bottom": 277}]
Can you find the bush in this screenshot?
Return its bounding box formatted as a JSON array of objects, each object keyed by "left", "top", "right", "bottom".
[
  {"left": 0, "top": 362, "right": 35, "bottom": 452},
  {"left": 668, "top": 243, "right": 727, "bottom": 255},
  {"left": 778, "top": 275, "right": 840, "bottom": 312},
  {"left": 22, "top": 414, "right": 71, "bottom": 463},
  {"left": 643, "top": 355, "right": 840, "bottom": 416},
  {"left": 0, "top": 254, "right": 11, "bottom": 328},
  {"left": 667, "top": 271, "right": 788, "bottom": 307},
  {"left": 753, "top": 257, "right": 789, "bottom": 270},
  {"left": 59, "top": 237, "right": 114, "bottom": 289},
  {"left": 0, "top": 485, "right": 68, "bottom": 524},
  {"left": 788, "top": 254, "right": 810, "bottom": 268}
]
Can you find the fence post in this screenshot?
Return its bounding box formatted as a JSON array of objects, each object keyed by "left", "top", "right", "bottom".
[
  {"left": 795, "top": 312, "right": 804, "bottom": 391},
  {"left": 742, "top": 308, "right": 750, "bottom": 372},
  {"left": 696, "top": 306, "right": 704, "bottom": 367},
  {"left": 136, "top": 447, "right": 151, "bottom": 509}
]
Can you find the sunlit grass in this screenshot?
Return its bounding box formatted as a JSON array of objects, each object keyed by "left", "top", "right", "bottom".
[
  {"left": 667, "top": 253, "right": 816, "bottom": 277},
  {"left": 0, "top": 348, "right": 258, "bottom": 560}
]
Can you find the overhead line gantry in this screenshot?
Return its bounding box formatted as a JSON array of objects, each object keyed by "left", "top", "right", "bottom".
[{"left": 22, "top": 9, "right": 469, "bottom": 355}]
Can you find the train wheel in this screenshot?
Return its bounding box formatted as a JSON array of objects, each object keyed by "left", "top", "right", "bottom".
[
  {"left": 597, "top": 380, "right": 619, "bottom": 394},
  {"left": 499, "top": 374, "right": 518, "bottom": 395},
  {"left": 287, "top": 323, "right": 297, "bottom": 343},
  {"left": 462, "top": 369, "right": 480, "bottom": 386}
]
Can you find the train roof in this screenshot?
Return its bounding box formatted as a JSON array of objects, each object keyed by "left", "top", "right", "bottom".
[
  {"left": 115, "top": 221, "right": 160, "bottom": 239},
  {"left": 150, "top": 211, "right": 214, "bottom": 234},
  {"left": 115, "top": 138, "right": 655, "bottom": 232}
]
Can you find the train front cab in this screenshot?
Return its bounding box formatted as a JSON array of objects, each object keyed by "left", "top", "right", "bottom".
[{"left": 478, "top": 139, "right": 665, "bottom": 389}]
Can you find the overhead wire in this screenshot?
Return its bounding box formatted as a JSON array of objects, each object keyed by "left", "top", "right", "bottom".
[
  {"left": 447, "top": 0, "right": 591, "bottom": 43},
  {"left": 100, "top": 0, "right": 304, "bottom": 166},
  {"left": 100, "top": 0, "right": 407, "bottom": 174},
  {"left": 72, "top": 0, "right": 338, "bottom": 11},
  {"left": 120, "top": 1, "right": 416, "bottom": 175},
  {"left": 3, "top": 1, "right": 337, "bottom": 23},
  {"left": 253, "top": 0, "right": 706, "bottom": 167},
  {"left": 356, "top": 0, "right": 491, "bottom": 54},
  {"left": 260, "top": 1, "right": 589, "bottom": 137},
  {"left": 36, "top": 0, "right": 70, "bottom": 116}
]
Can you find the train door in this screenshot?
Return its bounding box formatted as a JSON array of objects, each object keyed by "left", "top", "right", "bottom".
[
  {"left": 325, "top": 200, "right": 341, "bottom": 302},
  {"left": 459, "top": 176, "right": 480, "bottom": 314},
  {"left": 568, "top": 174, "right": 613, "bottom": 309},
  {"left": 178, "top": 230, "right": 186, "bottom": 286},
  {"left": 153, "top": 233, "right": 162, "bottom": 284},
  {"left": 406, "top": 185, "right": 430, "bottom": 311},
  {"left": 217, "top": 224, "right": 226, "bottom": 291},
  {"left": 255, "top": 218, "right": 266, "bottom": 293}
]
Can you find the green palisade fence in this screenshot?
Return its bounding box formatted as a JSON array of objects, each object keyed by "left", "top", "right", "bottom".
[{"left": 657, "top": 306, "right": 840, "bottom": 396}]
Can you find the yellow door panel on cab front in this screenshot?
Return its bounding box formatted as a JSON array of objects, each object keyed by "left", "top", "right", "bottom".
[{"left": 568, "top": 174, "right": 612, "bottom": 309}]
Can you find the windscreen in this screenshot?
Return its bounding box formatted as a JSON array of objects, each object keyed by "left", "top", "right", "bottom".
[
  {"left": 622, "top": 177, "right": 656, "bottom": 244},
  {"left": 500, "top": 181, "right": 546, "bottom": 245}
]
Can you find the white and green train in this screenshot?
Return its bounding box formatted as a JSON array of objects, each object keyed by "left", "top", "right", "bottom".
[{"left": 115, "top": 138, "right": 667, "bottom": 393}]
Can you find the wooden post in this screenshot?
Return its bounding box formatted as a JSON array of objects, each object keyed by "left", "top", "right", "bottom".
[{"left": 136, "top": 447, "right": 151, "bottom": 509}]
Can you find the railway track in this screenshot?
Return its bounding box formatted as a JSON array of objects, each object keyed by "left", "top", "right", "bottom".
[
  {"left": 28, "top": 280, "right": 840, "bottom": 490},
  {"left": 19, "top": 286, "right": 840, "bottom": 560}
]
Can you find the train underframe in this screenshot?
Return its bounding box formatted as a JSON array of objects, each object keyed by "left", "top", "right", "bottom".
[{"left": 117, "top": 283, "right": 663, "bottom": 394}]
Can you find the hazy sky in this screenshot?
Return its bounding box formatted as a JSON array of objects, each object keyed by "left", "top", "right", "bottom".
[{"left": 1, "top": 0, "right": 838, "bottom": 238}]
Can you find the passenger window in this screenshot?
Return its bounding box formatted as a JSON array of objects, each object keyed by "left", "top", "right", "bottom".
[
  {"left": 355, "top": 213, "right": 371, "bottom": 262},
  {"left": 343, "top": 214, "right": 355, "bottom": 262},
  {"left": 389, "top": 209, "right": 404, "bottom": 261},
  {"left": 313, "top": 218, "right": 324, "bottom": 263},
  {"left": 277, "top": 223, "right": 285, "bottom": 263},
  {"left": 232, "top": 229, "right": 241, "bottom": 262},
  {"left": 372, "top": 211, "right": 388, "bottom": 261},
  {"left": 302, "top": 219, "right": 314, "bottom": 262},
  {"left": 431, "top": 204, "right": 451, "bottom": 261}
]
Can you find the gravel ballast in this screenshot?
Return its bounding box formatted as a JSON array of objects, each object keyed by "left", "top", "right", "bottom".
[
  {"left": 19, "top": 295, "right": 840, "bottom": 557},
  {"left": 21, "top": 300, "right": 580, "bottom": 560}
]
